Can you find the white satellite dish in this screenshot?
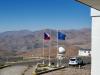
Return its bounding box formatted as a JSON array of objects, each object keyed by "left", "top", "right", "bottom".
[{"left": 58, "top": 47, "right": 65, "bottom": 54}]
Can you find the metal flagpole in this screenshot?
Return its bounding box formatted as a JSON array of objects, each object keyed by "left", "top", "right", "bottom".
[
  {"left": 59, "top": 29, "right": 61, "bottom": 66},
  {"left": 56, "top": 28, "right": 59, "bottom": 67},
  {"left": 48, "top": 30, "right": 51, "bottom": 66},
  {"left": 42, "top": 31, "right": 44, "bottom": 64}
]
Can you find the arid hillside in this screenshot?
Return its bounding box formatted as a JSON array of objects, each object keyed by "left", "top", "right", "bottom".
[{"left": 0, "top": 28, "right": 91, "bottom": 57}]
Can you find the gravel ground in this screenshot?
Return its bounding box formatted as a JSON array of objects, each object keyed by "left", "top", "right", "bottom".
[
  {"left": 0, "top": 65, "right": 28, "bottom": 75},
  {"left": 24, "top": 66, "right": 35, "bottom": 75},
  {"left": 23, "top": 64, "right": 91, "bottom": 75},
  {"left": 42, "top": 68, "right": 91, "bottom": 75},
  {"left": 0, "top": 65, "right": 91, "bottom": 75}
]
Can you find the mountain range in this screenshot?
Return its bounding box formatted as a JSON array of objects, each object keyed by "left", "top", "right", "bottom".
[{"left": 0, "top": 28, "right": 91, "bottom": 57}]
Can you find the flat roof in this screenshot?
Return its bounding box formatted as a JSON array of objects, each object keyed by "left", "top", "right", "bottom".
[
  {"left": 80, "top": 48, "right": 91, "bottom": 51},
  {"left": 76, "top": 0, "right": 100, "bottom": 11}
]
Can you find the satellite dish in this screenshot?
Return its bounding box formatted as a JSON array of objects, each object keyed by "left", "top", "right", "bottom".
[{"left": 58, "top": 47, "right": 65, "bottom": 54}]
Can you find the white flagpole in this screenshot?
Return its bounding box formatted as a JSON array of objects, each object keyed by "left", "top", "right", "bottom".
[
  {"left": 48, "top": 30, "right": 51, "bottom": 66},
  {"left": 43, "top": 31, "right": 44, "bottom": 64},
  {"left": 56, "top": 28, "right": 59, "bottom": 67}
]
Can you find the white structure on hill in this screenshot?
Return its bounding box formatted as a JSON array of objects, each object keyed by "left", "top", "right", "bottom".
[
  {"left": 57, "top": 47, "right": 66, "bottom": 67},
  {"left": 78, "top": 48, "right": 91, "bottom": 56},
  {"left": 57, "top": 47, "right": 66, "bottom": 59}
]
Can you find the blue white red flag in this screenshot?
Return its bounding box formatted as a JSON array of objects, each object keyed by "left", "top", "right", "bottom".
[{"left": 44, "top": 32, "right": 50, "bottom": 40}]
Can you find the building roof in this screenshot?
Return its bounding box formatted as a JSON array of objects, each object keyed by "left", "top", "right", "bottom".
[
  {"left": 76, "top": 0, "right": 100, "bottom": 11},
  {"left": 80, "top": 48, "right": 91, "bottom": 51}
]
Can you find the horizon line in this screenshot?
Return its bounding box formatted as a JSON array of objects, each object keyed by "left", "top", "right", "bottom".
[{"left": 0, "top": 27, "right": 91, "bottom": 33}]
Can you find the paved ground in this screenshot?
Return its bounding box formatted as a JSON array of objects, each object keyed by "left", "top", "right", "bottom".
[{"left": 0, "top": 65, "right": 28, "bottom": 75}]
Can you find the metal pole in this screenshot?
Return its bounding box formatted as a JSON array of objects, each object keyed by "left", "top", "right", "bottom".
[
  {"left": 48, "top": 30, "right": 51, "bottom": 66},
  {"left": 56, "top": 29, "right": 59, "bottom": 67},
  {"left": 43, "top": 31, "right": 45, "bottom": 64}
]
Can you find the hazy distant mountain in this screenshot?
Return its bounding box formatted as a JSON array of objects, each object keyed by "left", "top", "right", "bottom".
[{"left": 0, "top": 28, "right": 91, "bottom": 53}]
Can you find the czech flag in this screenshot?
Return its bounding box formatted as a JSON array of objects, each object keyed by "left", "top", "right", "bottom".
[
  {"left": 58, "top": 32, "right": 66, "bottom": 40},
  {"left": 44, "top": 32, "right": 50, "bottom": 40}
]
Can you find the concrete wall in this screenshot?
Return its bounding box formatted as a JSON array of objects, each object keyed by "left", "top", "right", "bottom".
[{"left": 91, "top": 8, "right": 100, "bottom": 75}]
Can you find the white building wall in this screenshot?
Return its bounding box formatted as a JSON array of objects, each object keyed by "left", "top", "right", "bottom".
[
  {"left": 91, "top": 8, "right": 100, "bottom": 16},
  {"left": 91, "top": 8, "right": 100, "bottom": 75},
  {"left": 78, "top": 50, "right": 90, "bottom": 56}
]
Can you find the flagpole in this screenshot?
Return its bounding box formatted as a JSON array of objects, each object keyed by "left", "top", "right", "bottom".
[
  {"left": 48, "top": 30, "right": 51, "bottom": 66},
  {"left": 59, "top": 29, "right": 61, "bottom": 66},
  {"left": 43, "top": 31, "right": 44, "bottom": 64},
  {"left": 56, "top": 28, "right": 59, "bottom": 67}
]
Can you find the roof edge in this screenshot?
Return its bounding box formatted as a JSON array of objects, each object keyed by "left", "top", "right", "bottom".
[{"left": 75, "top": 0, "right": 100, "bottom": 11}]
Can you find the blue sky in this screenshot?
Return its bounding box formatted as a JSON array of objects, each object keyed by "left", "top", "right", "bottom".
[{"left": 0, "top": 0, "right": 91, "bottom": 32}]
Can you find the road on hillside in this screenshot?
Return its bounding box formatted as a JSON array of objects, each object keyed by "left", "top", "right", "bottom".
[
  {"left": 0, "top": 59, "right": 43, "bottom": 75},
  {"left": 0, "top": 65, "right": 28, "bottom": 75}
]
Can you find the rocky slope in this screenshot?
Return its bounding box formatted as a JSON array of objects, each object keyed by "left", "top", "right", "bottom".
[{"left": 0, "top": 28, "right": 91, "bottom": 56}]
